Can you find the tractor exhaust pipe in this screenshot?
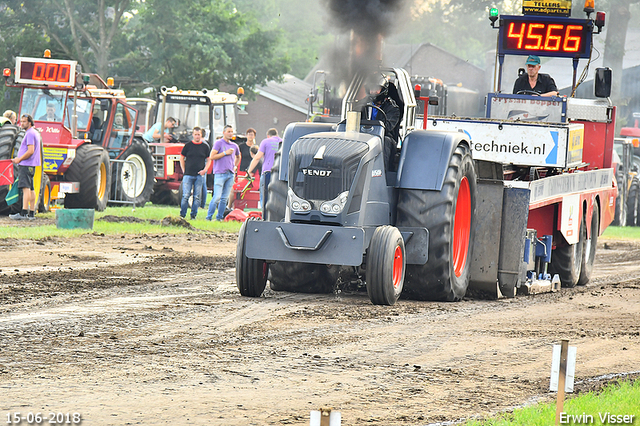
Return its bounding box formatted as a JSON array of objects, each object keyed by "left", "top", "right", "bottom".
[{"left": 345, "top": 111, "right": 360, "bottom": 133}]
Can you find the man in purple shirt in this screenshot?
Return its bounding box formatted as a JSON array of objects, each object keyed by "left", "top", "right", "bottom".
[
  {"left": 247, "top": 128, "right": 282, "bottom": 212},
  {"left": 9, "top": 114, "right": 42, "bottom": 220},
  {"left": 206, "top": 124, "right": 240, "bottom": 221}
]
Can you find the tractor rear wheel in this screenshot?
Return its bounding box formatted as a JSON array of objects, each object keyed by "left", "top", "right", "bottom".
[
  {"left": 112, "top": 138, "right": 154, "bottom": 207},
  {"left": 366, "top": 226, "right": 405, "bottom": 305},
  {"left": 64, "top": 145, "right": 111, "bottom": 211},
  {"left": 612, "top": 171, "right": 626, "bottom": 226},
  {"left": 0, "top": 124, "right": 20, "bottom": 215},
  {"left": 578, "top": 202, "right": 599, "bottom": 286},
  {"left": 549, "top": 222, "right": 584, "bottom": 288},
  {"left": 396, "top": 143, "right": 476, "bottom": 301},
  {"left": 627, "top": 179, "right": 640, "bottom": 226},
  {"left": 236, "top": 220, "right": 268, "bottom": 297},
  {"left": 264, "top": 147, "right": 335, "bottom": 293},
  {"left": 150, "top": 189, "right": 180, "bottom": 205},
  {"left": 38, "top": 174, "right": 52, "bottom": 213}
]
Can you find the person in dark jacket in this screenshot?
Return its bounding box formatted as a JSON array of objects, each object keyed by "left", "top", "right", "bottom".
[
  {"left": 363, "top": 75, "right": 401, "bottom": 169},
  {"left": 513, "top": 55, "right": 558, "bottom": 97}
]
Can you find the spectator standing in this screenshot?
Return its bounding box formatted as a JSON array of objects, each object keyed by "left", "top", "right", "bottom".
[
  {"left": 206, "top": 125, "right": 240, "bottom": 221},
  {"left": 143, "top": 117, "right": 176, "bottom": 143},
  {"left": 237, "top": 128, "right": 257, "bottom": 172},
  {"left": 247, "top": 128, "right": 281, "bottom": 211},
  {"left": 9, "top": 114, "right": 41, "bottom": 220},
  {"left": 179, "top": 127, "right": 211, "bottom": 219},
  {"left": 2, "top": 110, "right": 17, "bottom": 125}
]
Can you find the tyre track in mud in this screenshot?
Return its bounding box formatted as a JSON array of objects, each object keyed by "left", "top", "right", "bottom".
[{"left": 0, "top": 237, "right": 638, "bottom": 425}]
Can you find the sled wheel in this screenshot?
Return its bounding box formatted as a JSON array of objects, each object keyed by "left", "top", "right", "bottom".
[
  {"left": 366, "top": 226, "right": 405, "bottom": 305},
  {"left": 578, "top": 202, "right": 599, "bottom": 286},
  {"left": 64, "top": 145, "right": 111, "bottom": 211},
  {"left": 549, "top": 221, "right": 584, "bottom": 288},
  {"left": 397, "top": 144, "right": 476, "bottom": 301},
  {"left": 236, "top": 220, "right": 268, "bottom": 297}
]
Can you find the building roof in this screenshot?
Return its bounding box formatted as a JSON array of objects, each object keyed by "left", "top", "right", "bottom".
[
  {"left": 255, "top": 74, "right": 311, "bottom": 114},
  {"left": 383, "top": 42, "right": 485, "bottom": 75}
]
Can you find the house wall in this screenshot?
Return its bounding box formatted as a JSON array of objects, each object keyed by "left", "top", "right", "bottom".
[{"left": 237, "top": 95, "right": 306, "bottom": 139}]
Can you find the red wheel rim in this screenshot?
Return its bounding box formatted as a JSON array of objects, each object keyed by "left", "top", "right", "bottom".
[
  {"left": 453, "top": 176, "right": 471, "bottom": 277},
  {"left": 392, "top": 245, "right": 403, "bottom": 288}
]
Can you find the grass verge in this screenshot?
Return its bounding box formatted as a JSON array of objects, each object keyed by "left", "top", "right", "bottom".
[
  {"left": 465, "top": 379, "right": 639, "bottom": 425},
  {"left": 601, "top": 226, "right": 640, "bottom": 240},
  {"left": 0, "top": 204, "right": 243, "bottom": 239}
]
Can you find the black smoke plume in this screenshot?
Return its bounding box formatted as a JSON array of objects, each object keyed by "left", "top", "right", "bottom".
[{"left": 325, "top": 0, "right": 405, "bottom": 37}]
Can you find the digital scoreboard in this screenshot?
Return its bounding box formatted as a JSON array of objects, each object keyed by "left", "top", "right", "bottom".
[
  {"left": 15, "top": 57, "right": 77, "bottom": 87},
  {"left": 498, "top": 15, "right": 593, "bottom": 59}
]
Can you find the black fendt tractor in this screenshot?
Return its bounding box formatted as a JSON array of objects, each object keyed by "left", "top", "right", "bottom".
[{"left": 237, "top": 68, "right": 476, "bottom": 305}]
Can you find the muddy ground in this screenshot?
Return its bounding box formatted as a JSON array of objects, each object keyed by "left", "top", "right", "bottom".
[{"left": 0, "top": 215, "right": 638, "bottom": 425}]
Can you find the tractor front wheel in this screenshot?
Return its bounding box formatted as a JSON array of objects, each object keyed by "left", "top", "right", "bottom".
[
  {"left": 236, "top": 220, "right": 268, "bottom": 297},
  {"left": 366, "top": 226, "right": 405, "bottom": 305}
]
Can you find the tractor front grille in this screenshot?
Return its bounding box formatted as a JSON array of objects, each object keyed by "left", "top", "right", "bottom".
[{"left": 289, "top": 136, "right": 368, "bottom": 201}]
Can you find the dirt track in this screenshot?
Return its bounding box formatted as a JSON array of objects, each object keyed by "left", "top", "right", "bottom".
[{"left": 0, "top": 216, "right": 639, "bottom": 425}]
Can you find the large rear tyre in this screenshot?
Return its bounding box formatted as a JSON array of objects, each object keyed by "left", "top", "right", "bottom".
[
  {"left": 396, "top": 144, "right": 476, "bottom": 301},
  {"left": 150, "top": 189, "right": 180, "bottom": 205},
  {"left": 366, "top": 226, "right": 405, "bottom": 305},
  {"left": 549, "top": 222, "right": 584, "bottom": 288},
  {"left": 236, "top": 220, "right": 268, "bottom": 297},
  {"left": 112, "top": 138, "right": 154, "bottom": 207},
  {"left": 612, "top": 171, "right": 626, "bottom": 226},
  {"left": 578, "top": 202, "right": 599, "bottom": 286},
  {"left": 64, "top": 145, "right": 111, "bottom": 211},
  {"left": 627, "top": 179, "right": 640, "bottom": 226},
  {"left": 264, "top": 146, "right": 334, "bottom": 293},
  {"left": 38, "top": 174, "right": 52, "bottom": 213}
]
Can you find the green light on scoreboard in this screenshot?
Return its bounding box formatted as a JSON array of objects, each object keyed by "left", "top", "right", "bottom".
[{"left": 489, "top": 7, "right": 499, "bottom": 27}]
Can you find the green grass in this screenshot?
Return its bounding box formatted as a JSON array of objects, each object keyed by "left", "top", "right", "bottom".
[
  {"left": 601, "top": 226, "right": 640, "bottom": 240},
  {"left": 0, "top": 204, "right": 243, "bottom": 239},
  {"left": 465, "top": 379, "right": 640, "bottom": 425}
]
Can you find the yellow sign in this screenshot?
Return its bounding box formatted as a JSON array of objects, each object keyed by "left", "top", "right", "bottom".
[
  {"left": 43, "top": 147, "right": 69, "bottom": 173},
  {"left": 567, "top": 125, "right": 584, "bottom": 165},
  {"left": 522, "top": 0, "right": 572, "bottom": 16}
]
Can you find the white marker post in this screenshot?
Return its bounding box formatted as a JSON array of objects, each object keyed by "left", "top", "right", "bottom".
[
  {"left": 310, "top": 408, "right": 341, "bottom": 426},
  {"left": 550, "top": 340, "right": 577, "bottom": 425}
]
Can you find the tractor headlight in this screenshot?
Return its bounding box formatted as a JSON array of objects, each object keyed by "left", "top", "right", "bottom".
[
  {"left": 320, "top": 191, "right": 349, "bottom": 216},
  {"left": 288, "top": 188, "right": 312, "bottom": 214}
]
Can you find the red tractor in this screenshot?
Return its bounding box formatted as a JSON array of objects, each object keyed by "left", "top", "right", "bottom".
[
  {"left": 0, "top": 52, "right": 154, "bottom": 213},
  {"left": 144, "top": 86, "right": 254, "bottom": 209}
]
